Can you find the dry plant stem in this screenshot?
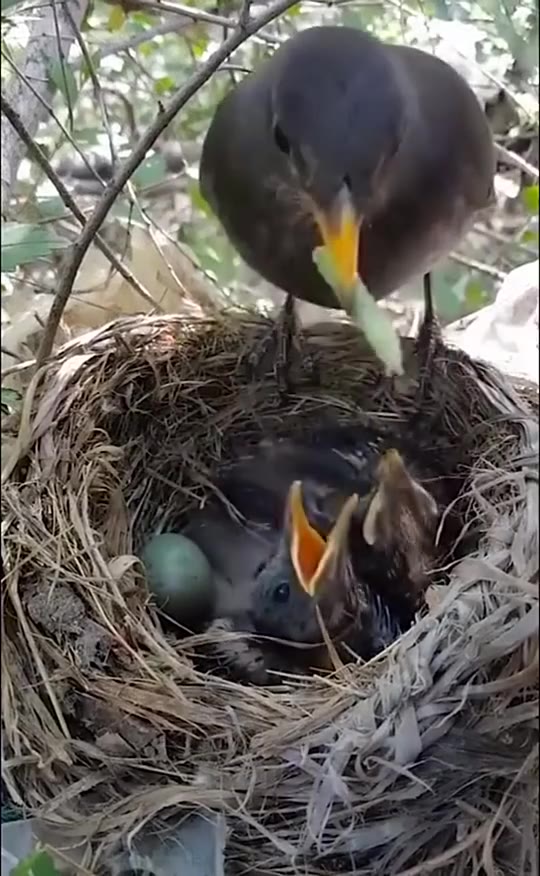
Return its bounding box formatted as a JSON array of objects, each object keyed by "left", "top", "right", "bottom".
[
  {"left": 1, "top": 94, "right": 160, "bottom": 313},
  {"left": 35, "top": 0, "right": 299, "bottom": 368},
  {"left": 495, "top": 143, "right": 539, "bottom": 181},
  {"left": 0, "top": 0, "right": 90, "bottom": 215}
]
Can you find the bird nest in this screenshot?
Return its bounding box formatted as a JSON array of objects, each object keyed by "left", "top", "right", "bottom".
[{"left": 2, "top": 313, "right": 539, "bottom": 875}]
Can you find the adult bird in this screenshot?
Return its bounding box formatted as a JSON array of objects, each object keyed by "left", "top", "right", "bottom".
[
  {"left": 185, "top": 431, "right": 447, "bottom": 681},
  {"left": 200, "top": 25, "right": 495, "bottom": 386}
]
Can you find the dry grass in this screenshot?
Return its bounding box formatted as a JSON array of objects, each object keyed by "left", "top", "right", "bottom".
[{"left": 2, "top": 313, "right": 538, "bottom": 875}]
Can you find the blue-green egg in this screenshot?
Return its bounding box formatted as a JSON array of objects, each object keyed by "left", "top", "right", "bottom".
[{"left": 141, "top": 532, "right": 215, "bottom": 626}]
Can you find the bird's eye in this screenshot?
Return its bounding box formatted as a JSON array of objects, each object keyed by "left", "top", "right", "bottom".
[
  {"left": 273, "top": 124, "right": 290, "bottom": 156},
  {"left": 273, "top": 582, "right": 290, "bottom": 603},
  {"left": 343, "top": 173, "right": 352, "bottom": 191}
]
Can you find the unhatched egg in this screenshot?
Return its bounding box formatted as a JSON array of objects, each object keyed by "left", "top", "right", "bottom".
[{"left": 141, "top": 532, "right": 215, "bottom": 628}]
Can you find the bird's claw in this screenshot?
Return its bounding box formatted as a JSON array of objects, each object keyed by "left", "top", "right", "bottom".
[
  {"left": 241, "top": 294, "right": 319, "bottom": 398},
  {"left": 241, "top": 322, "right": 292, "bottom": 397},
  {"left": 204, "top": 615, "right": 269, "bottom": 685}
]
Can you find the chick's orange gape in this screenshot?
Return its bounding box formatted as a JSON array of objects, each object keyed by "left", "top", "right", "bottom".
[{"left": 288, "top": 481, "right": 327, "bottom": 594}]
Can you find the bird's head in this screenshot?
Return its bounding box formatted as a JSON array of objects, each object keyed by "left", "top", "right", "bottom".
[
  {"left": 252, "top": 480, "right": 360, "bottom": 643},
  {"left": 271, "top": 26, "right": 406, "bottom": 300},
  {"left": 362, "top": 449, "right": 440, "bottom": 598}
]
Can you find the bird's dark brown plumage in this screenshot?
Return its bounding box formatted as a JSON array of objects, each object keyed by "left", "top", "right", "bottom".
[{"left": 200, "top": 25, "right": 495, "bottom": 311}]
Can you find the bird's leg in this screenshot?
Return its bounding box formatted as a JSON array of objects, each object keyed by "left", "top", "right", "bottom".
[
  {"left": 242, "top": 293, "right": 317, "bottom": 397},
  {"left": 275, "top": 292, "right": 298, "bottom": 395},
  {"left": 415, "top": 273, "right": 443, "bottom": 401}
]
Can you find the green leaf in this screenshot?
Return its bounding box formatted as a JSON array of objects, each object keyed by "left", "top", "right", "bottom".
[
  {"left": 72, "top": 127, "right": 100, "bottom": 146},
  {"left": 1, "top": 386, "right": 22, "bottom": 415},
  {"left": 523, "top": 184, "right": 539, "bottom": 214},
  {"left": 12, "top": 850, "right": 61, "bottom": 876},
  {"left": 1, "top": 0, "right": 26, "bottom": 11},
  {"left": 131, "top": 11, "right": 155, "bottom": 27},
  {"left": 36, "top": 197, "right": 67, "bottom": 220},
  {"left": 139, "top": 41, "right": 156, "bottom": 58},
  {"left": 1, "top": 223, "right": 69, "bottom": 272},
  {"left": 287, "top": 2, "right": 302, "bottom": 16},
  {"left": 191, "top": 29, "right": 209, "bottom": 58},
  {"left": 154, "top": 75, "right": 175, "bottom": 96},
  {"left": 464, "top": 279, "right": 490, "bottom": 312},
  {"left": 80, "top": 49, "right": 101, "bottom": 84},
  {"left": 107, "top": 4, "right": 126, "bottom": 31},
  {"left": 521, "top": 229, "right": 539, "bottom": 245},
  {"left": 48, "top": 60, "right": 78, "bottom": 107},
  {"left": 131, "top": 154, "right": 167, "bottom": 189},
  {"left": 189, "top": 182, "right": 211, "bottom": 215}
]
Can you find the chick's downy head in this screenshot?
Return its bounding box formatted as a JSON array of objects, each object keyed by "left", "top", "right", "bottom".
[
  {"left": 362, "top": 448, "right": 440, "bottom": 599},
  {"left": 251, "top": 480, "right": 362, "bottom": 644}
]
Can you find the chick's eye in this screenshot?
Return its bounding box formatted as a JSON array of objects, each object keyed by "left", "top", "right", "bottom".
[
  {"left": 273, "top": 124, "right": 290, "bottom": 156},
  {"left": 273, "top": 582, "right": 290, "bottom": 603}
]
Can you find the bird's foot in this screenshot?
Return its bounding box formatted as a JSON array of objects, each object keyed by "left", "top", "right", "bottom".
[
  {"left": 241, "top": 294, "right": 319, "bottom": 397},
  {"left": 203, "top": 615, "right": 269, "bottom": 685}
]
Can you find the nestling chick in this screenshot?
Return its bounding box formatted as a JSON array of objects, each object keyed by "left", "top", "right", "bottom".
[
  {"left": 358, "top": 447, "right": 442, "bottom": 620},
  {"left": 251, "top": 480, "right": 402, "bottom": 666}
]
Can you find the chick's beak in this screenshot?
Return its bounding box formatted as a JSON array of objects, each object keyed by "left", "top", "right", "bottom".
[
  {"left": 315, "top": 185, "right": 362, "bottom": 299},
  {"left": 377, "top": 448, "right": 409, "bottom": 487},
  {"left": 287, "top": 481, "right": 358, "bottom": 597}
]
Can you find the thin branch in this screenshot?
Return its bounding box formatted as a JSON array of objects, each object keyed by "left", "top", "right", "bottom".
[
  {"left": 64, "top": 4, "right": 118, "bottom": 171},
  {"left": 107, "top": 0, "right": 284, "bottom": 45},
  {"left": 35, "top": 0, "right": 299, "bottom": 367},
  {"left": 495, "top": 143, "right": 539, "bottom": 181},
  {"left": 96, "top": 16, "right": 194, "bottom": 60},
  {"left": 0, "top": 0, "right": 90, "bottom": 215},
  {"left": 1, "top": 93, "right": 162, "bottom": 313},
  {"left": 450, "top": 252, "right": 507, "bottom": 281}
]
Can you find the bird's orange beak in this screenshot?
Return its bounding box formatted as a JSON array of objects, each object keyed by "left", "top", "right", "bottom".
[
  {"left": 287, "top": 481, "right": 358, "bottom": 597},
  {"left": 315, "top": 186, "right": 361, "bottom": 301}
]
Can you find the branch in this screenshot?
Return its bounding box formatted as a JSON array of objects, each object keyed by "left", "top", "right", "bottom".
[
  {"left": 1, "top": 0, "right": 90, "bottom": 216},
  {"left": 104, "top": 0, "right": 282, "bottom": 45},
  {"left": 96, "top": 16, "right": 194, "bottom": 61},
  {"left": 35, "top": 0, "right": 299, "bottom": 367},
  {"left": 1, "top": 93, "right": 162, "bottom": 313},
  {"left": 495, "top": 143, "right": 539, "bottom": 181}
]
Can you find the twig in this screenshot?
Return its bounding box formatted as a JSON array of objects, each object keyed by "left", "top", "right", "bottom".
[
  {"left": 450, "top": 252, "right": 507, "bottom": 282},
  {"left": 64, "top": 4, "right": 118, "bottom": 171},
  {"left": 96, "top": 16, "right": 194, "bottom": 60},
  {"left": 474, "top": 224, "right": 538, "bottom": 259},
  {"left": 495, "top": 143, "right": 539, "bottom": 181},
  {"left": 0, "top": 0, "right": 90, "bottom": 215},
  {"left": 1, "top": 94, "right": 162, "bottom": 313},
  {"left": 1, "top": 346, "right": 24, "bottom": 363},
  {"left": 105, "top": 0, "right": 284, "bottom": 45},
  {"left": 35, "top": 0, "right": 299, "bottom": 367}
]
